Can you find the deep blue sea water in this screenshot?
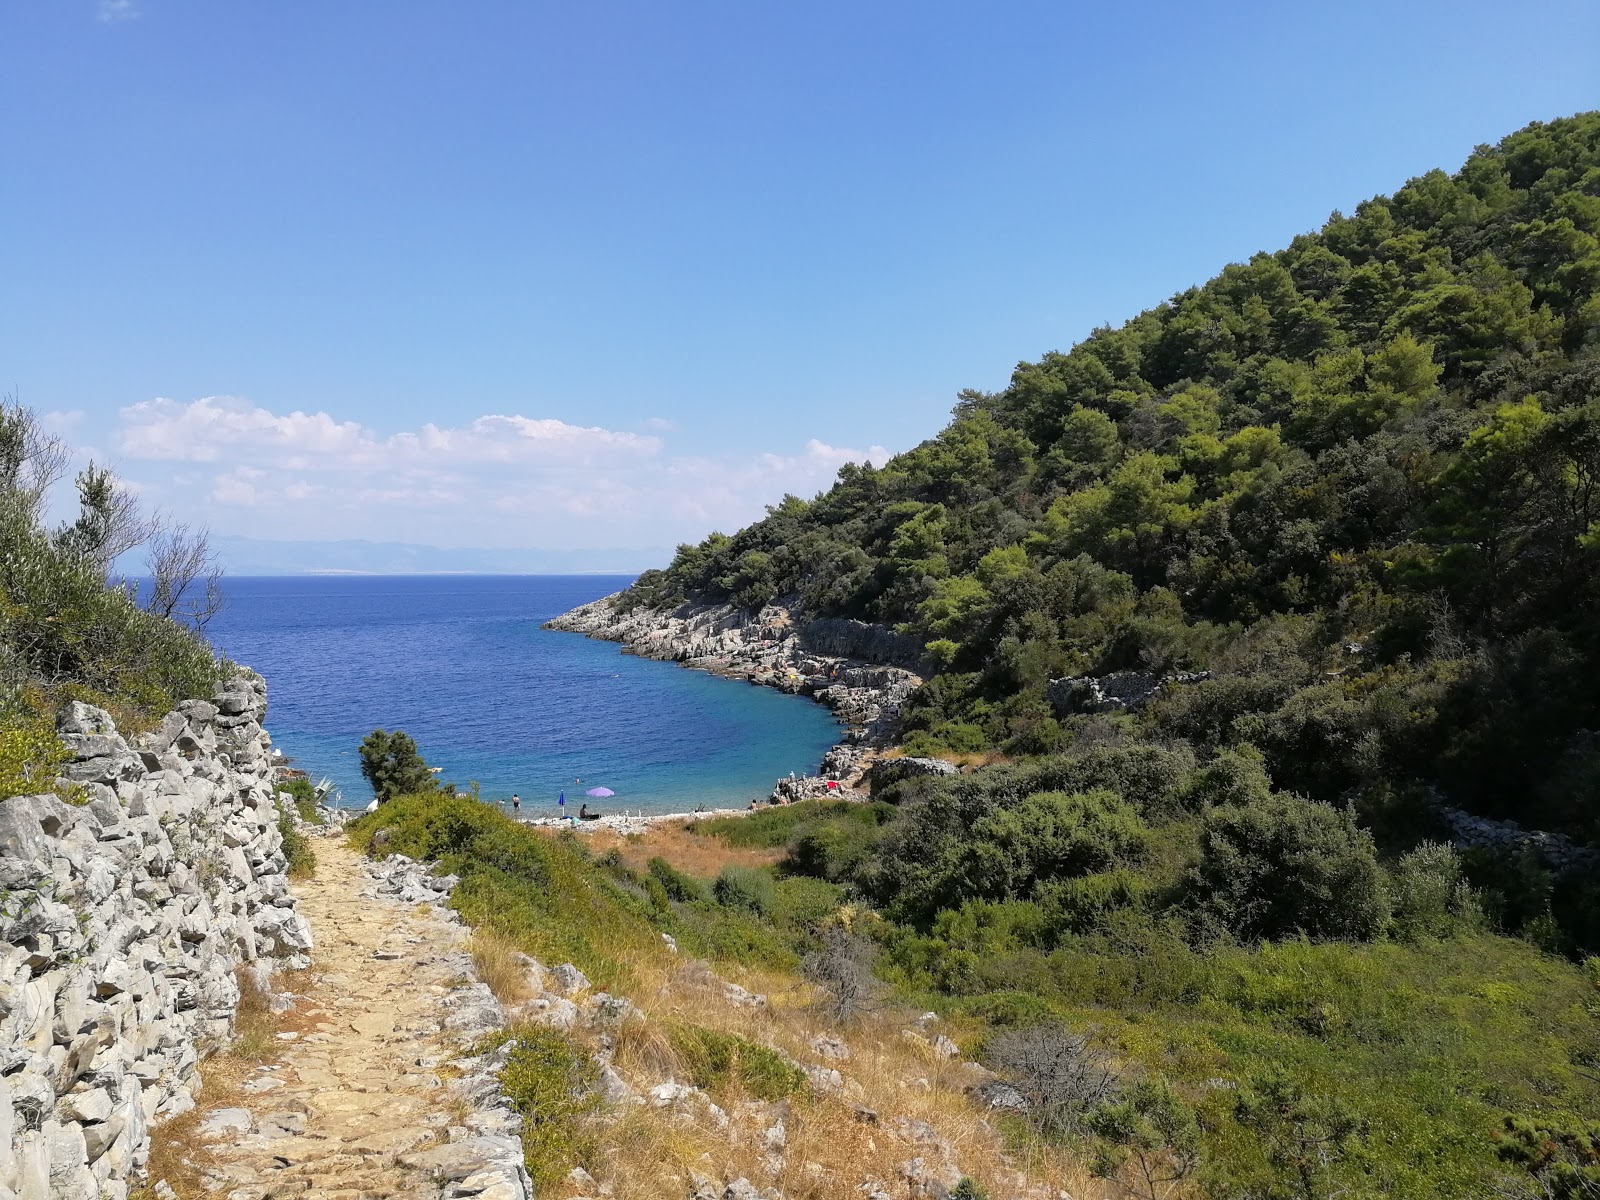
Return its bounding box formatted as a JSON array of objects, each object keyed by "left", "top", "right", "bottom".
[{"left": 204, "top": 576, "right": 841, "bottom": 815}]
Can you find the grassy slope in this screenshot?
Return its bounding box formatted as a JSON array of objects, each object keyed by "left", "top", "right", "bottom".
[
  {"left": 348, "top": 793, "right": 1103, "bottom": 1198},
  {"left": 351, "top": 794, "right": 1600, "bottom": 1199}
]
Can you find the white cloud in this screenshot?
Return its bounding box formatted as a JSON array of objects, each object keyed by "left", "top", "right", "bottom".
[
  {"left": 97, "top": 0, "right": 139, "bottom": 22},
  {"left": 108, "top": 395, "right": 891, "bottom": 554}
]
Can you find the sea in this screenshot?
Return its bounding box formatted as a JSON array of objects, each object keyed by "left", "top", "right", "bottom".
[{"left": 203, "top": 575, "right": 842, "bottom": 816}]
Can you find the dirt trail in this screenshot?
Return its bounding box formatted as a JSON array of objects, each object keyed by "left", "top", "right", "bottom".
[{"left": 190, "top": 838, "right": 523, "bottom": 1200}]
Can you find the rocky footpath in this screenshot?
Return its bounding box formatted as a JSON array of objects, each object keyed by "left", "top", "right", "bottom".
[
  {"left": 186, "top": 844, "right": 531, "bottom": 1200},
  {"left": 0, "top": 674, "right": 314, "bottom": 1200},
  {"left": 544, "top": 595, "right": 926, "bottom": 797}
]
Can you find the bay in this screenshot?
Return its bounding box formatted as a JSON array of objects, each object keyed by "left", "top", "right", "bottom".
[{"left": 204, "top": 575, "right": 841, "bottom": 815}]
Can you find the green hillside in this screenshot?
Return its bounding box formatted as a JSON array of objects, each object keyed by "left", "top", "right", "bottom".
[
  {"left": 601, "top": 115, "right": 1600, "bottom": 1195},
  {"left": 632, "top": 113, "right": 1600, "bottom": 854}
]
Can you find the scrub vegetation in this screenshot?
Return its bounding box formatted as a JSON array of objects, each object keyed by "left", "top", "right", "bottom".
[
  {"left": 350, "top": 789, "right": 1600, "bottom": 1199},
  {"left": 0, "top": 397, "right": 227, "bottom": 798},
  {"left": 627, "top": 113, "right": 1600, "bottom": 941}
]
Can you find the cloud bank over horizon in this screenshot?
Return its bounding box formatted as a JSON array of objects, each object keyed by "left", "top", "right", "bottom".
[{"left": 71, "top": 395, "right": 893, "bottom": 561}]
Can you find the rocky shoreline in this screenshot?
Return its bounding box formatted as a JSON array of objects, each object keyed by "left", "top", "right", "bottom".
[{"left": 544, "top": 594, "right": 930, "bottom": 799}]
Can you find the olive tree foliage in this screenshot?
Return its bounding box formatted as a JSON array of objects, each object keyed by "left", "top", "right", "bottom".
[
  {"left": 1, "top": 396, "right": 223, "bottom": 633},
  {"left": 145, "top": 524, "right": 224, "bottom": 630},
  {"left": 0, "top": 398, "right": 69, "bottom": 521},
  {"left": 54, "top": 462, "right": 156, "bottom": 574}
]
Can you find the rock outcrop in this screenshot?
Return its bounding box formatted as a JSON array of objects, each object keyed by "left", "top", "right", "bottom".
[
  {"left": 545, "top": 595, "right": 925, "bottom": 794},
  {"left": 1046, "top": 669, "right": 1211, "bottom": 716},
  {"left": 864, "top": 756, "right": 959, "bottom": 795},
  {"left": 1, "top": 674, "right": 312, "bottom": 1200}
]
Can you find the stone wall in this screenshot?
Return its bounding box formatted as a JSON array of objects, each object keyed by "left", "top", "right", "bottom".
[{"left": 1, "top": 673, "right": 312, "bottom": 1200}]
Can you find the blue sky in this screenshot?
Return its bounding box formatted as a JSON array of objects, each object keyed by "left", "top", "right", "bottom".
[{"left": 3, "top": 1, "right": 1596, "bottom": 567}]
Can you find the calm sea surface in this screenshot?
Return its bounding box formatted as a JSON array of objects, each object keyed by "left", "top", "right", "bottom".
[{"left": 204, "top": 575, "right": 840, "bottom": 815}]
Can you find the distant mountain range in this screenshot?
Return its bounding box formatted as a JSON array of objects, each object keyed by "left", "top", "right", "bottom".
[{"left": 209, "top": 535, "right": 667, "bottom": 576}]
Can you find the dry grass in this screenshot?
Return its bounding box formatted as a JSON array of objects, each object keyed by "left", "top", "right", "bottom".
[
  {"left": 564, "top": 952, "right": 1109, "bottom": 1200},
  {"left": 572, "top": 822, "right": 785, "bottom": 877},
  {"left": 134, "top": 1105, "right": 210, "bottom": 1200},
  {"left": 225, "top": 966, "right": 278, "bottom": 1062},
  {"left": 471, "top": 929, "right": 538, "bottom": 1005},
  {"left": 136, "top": 963, "right": 313, "bottom": 1199}
]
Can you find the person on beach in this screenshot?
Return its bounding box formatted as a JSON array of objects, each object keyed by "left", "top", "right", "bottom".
[{"left": 511, "top": 793, "right": 520, "bottom": 813}]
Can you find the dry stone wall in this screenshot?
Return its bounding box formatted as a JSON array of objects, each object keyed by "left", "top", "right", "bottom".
[{"left": 0, "top": 672, "right": 312, "bottom": 1200}]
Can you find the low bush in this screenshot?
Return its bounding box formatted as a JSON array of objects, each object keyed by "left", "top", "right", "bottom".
[
  {"left": 278, "top": 776, "right": 322, "bottom": 824},
  {"left": 499, "top": 1027, "right": 600, "bottom": 1188},
  {"left": 712, "top": 864, "right": 776, "bottom": 917},
  {"left": 771, "top": 875, "right": 843, "bottom": 930},
  {"left": 1184, "top": 793, "right": 1389, "bottom": 942},
  {"left": 1389, "top": 841, "right": 1481, "bottom": 940},
  {"left": 649, "top": 856, "right": 711, "bottom": 904},
  {"left": 277, "top": 807, "right": 316, "bottom": 878},
  {"left": 0, "top": 703, "right": 67, "bottom": 801},
  {"left": 666, "top": 1024, "right": 806, "bottom": 1101}
]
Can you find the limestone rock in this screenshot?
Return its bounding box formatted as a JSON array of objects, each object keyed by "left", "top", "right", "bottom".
[
  {"left": 2, "top": 683, "right": 305, "bottom": 1199},
  {"left": 549, "top": 962, "right": 590, "bottom": 995}
]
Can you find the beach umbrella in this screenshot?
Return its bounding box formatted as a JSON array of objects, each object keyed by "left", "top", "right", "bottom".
[{"left": 585, "top": 787, "right": 615, "bottom": 797}]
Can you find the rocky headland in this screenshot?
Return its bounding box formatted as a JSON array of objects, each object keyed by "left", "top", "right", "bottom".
[{"left": 544, "top": 595, "right": 949, "bottom": 799}]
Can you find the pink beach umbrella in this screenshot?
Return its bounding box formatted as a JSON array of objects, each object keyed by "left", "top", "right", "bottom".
[{"left": 585, "top": 787, "right": 615, "bottom": 798}]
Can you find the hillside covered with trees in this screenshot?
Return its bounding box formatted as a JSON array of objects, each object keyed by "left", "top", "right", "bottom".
[
  {"left": 627, "top": 113, "right": 1600, "bottom": 916},
  {"left": 572, "top": 114, "right": 1600, "bottom": 1195}
]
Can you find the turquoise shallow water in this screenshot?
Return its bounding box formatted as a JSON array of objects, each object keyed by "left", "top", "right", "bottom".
[{"left": 204, "top": 575, "right": 841, "bottom": 814}]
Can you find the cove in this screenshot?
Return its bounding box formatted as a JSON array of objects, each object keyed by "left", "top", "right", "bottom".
[{"left": 205, "top": 575, "right": 843, "bottom": 814}]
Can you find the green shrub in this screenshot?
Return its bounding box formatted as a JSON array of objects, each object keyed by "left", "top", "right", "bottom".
[
  {"left": 713, "top": 865, "right": 776, "bottom": 917},
  {"left": 278, "top": 807, "right": 316, "bottom": 878},
  {"left": 500, "top": 1027, "right": 600, "bottom": 1188},
  {"left": 1390, "top": 842, "right": 1481, "bottom": 940},
  {"left": 1492, "top": 1113, "right": 1600, "bottom": 1199},
  {"left": 1036, "top": 870, "right": 1148, "bottom": 937},
  {"left": 1185, "top": 793, "right": 1389, "bottom": 942},
  {"left": 785, "top": 819, "right": 881, "bottom": 882},
  {"left": 649, "top": 856, "right": 711, "bottom": 904},
  {"left": 278, "top": 776, "right": 322, "bottom": 824},
  {"left": 0, "top": 706, "right": 67, "bottom": 801},
  {"left": 959, "top": 789, "right": 1147, "bottom": 904},
  {"left": 350, "top": 792, "right": 667, "bottom": 991},
  {"left": 1087, "top": 1077, "right": 1200, "bottom": 1198},
  {"left": 1, "top": 521, "right": 223, "bottom": 715},
  {"left": 699, "top": 799, "right": 893, "bottom": 849},
  {"left": 667, "top": 1024, "right": 806, "bottom": 1101},
  {"left": 771, "top": 875, "right": 844, "bottom": 930}
]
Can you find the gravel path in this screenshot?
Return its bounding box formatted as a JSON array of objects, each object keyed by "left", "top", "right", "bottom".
[{"left": 191, "top": 838, "right": 528, "bottom": 1200}]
